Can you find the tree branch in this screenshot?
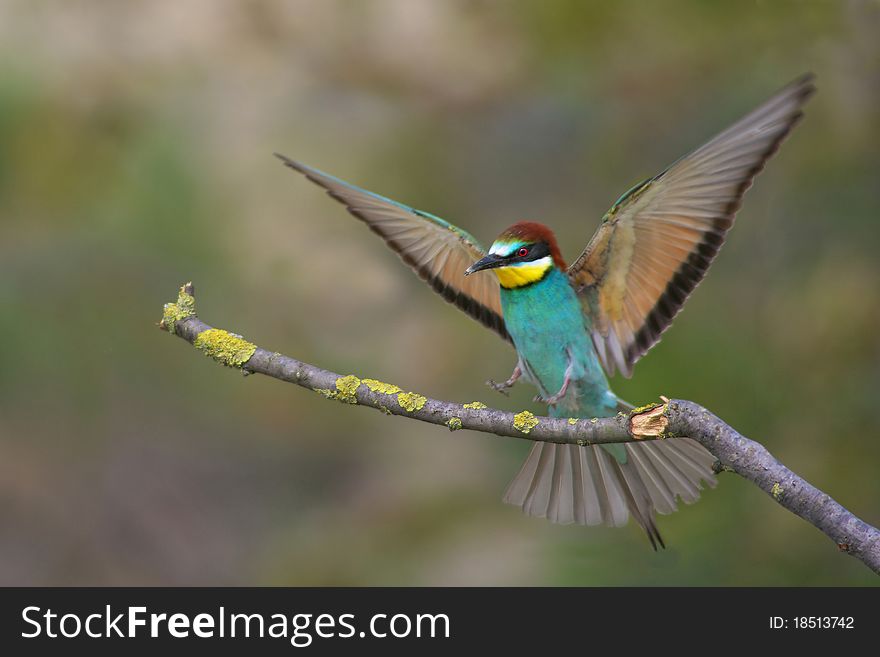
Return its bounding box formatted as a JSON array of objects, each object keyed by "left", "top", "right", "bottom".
[{"left": 159, "top": 283, "right": 880, "bottom": 575}]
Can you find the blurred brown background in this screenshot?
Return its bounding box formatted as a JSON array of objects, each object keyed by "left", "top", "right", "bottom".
[{"left": 0, "top": 0, "right": 878, "bottom": 585}]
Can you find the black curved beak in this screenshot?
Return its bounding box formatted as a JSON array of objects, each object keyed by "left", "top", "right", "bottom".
[{"left": 465, "top": 254, "right": 506, "bottom": 276}]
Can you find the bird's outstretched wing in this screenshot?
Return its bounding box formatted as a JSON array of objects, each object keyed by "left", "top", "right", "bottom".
[
  {"left": 567, "top": 74, "right": 816, "bottom": 377},
  {"left": 275, "top": 155, "right": 509, "bottom": 340}
]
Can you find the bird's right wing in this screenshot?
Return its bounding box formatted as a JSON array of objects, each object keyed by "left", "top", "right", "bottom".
[
  {"left": 567, "top": 74, "right": 816, "bottom": 377},
  {"left": 276, "top": 155, "right": 509, "bottom": 341}
]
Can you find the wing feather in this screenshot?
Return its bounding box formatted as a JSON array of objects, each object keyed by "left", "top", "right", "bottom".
[
  {"left": 568, "top": 74, "right": 816, "bottom": 376},
  {"left": 276, "top": 155, "right": 509, "bottom": 340}
]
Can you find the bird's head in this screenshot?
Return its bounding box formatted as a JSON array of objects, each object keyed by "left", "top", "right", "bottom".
[{"left": 465, "top": 221, "right": 567, "bottom": 289}]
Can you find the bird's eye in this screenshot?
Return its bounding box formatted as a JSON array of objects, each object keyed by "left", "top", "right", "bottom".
[{"left": 517, "top": 247, "right": 529, "bottom": 257}]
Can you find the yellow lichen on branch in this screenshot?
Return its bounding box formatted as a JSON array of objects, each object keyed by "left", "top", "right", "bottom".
[
  {"left": 397, "top": 391, "right": 427, "bottom": 412},
  {"left": 362, "top": 379, "right": 402, "bottom": 395},
  {"left": 513, "top": 410, "right": 539, "bottom": 434},
  {"left": 160, "top": 283, "right": 196, "bottom": 334},
  {"left": 334, "top": 375, "right": 362, "bottom": 403},
  {"left": 194, "top": 329, "right": 256, "bottom": 368}
]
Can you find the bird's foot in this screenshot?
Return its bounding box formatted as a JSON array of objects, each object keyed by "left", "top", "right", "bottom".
[
  {"left": 486, "top": 379, "right": 511, "bottom": 396},
  {"left": 543, "top": 390, "right": 566, "bottom": 406},
  {"left": 535, "top": 378, "right": 570, "bottom": 407}
]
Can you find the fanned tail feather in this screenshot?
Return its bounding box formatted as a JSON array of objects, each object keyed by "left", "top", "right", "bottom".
[{"left": 503, "top": 438, "right": 716, "bottom": 549}]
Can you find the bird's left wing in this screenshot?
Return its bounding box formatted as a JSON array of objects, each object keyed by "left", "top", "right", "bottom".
[
  {"left": 275, "top": 155, "right": 509, "bottom": 341},
  {"left": 567, "top": 74, "right": 815, "bottom": 377}
]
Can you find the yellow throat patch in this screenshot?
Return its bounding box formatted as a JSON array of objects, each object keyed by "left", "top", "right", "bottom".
[{"left": 494, "top": 258, "right": 552, "bottom": 289}]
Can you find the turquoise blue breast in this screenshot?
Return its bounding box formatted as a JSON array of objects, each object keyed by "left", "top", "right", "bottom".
[{"left": 499, "top": 267, "right": 618, "bottom": 419}]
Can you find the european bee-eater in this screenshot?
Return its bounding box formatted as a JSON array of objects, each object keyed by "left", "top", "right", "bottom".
[{"left": 277, "top": 74, "right": 815, "bottom": 548}]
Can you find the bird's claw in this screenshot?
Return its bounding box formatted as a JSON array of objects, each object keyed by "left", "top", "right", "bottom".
[{"left": 486, "top": 379, "right": 511, "bottom": 396}]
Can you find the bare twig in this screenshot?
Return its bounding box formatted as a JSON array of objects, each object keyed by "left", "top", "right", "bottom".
[{"left": 159, "top": 283, "right": 880, "bottom": 575}]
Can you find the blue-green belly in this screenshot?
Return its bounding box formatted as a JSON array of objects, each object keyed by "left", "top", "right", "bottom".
[{"left": 499, "top": 267, "right": 619, "bottom": 420}]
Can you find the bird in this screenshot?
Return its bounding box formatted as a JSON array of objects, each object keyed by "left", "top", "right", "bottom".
[{"left": 275, "top": 74, "right": 816, "bottom": 548}]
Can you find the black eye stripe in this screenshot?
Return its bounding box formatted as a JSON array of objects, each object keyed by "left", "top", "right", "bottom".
[{"left": 510, "top": 242, "right": 550, "bottom": 262}]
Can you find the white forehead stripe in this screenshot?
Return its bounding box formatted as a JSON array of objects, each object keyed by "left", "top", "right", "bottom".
[{"left": 489, "top": 241, "right": 523, "bottom": 257}]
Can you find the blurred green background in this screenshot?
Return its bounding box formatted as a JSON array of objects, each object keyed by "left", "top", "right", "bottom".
[{"left": 1, "top": 0, "right": 878, "bottom": 585}]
